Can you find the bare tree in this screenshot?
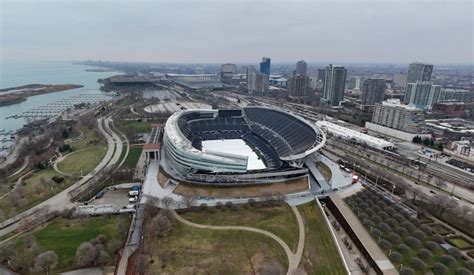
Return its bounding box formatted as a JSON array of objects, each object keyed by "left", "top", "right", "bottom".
[
  {"left": 33, "top": 251, "right": 58, "bottom": 275},
  {"left": 162, "top": 196, "right": 174, "bottom": 209},
  {"left": 181, "top": 195, "right": 196, "bottom": 209},
  {"left": 435, "top": 179, "right": 448, "bottom": 190},
  {"left": 411, "top": 187, "right": 421, "bottom": 203},
  {"left": 75, "top": 242, "right": 97, "bottom": 267},
  {"left": 153, "top": 213, "right": 174, "bottom": 237}
]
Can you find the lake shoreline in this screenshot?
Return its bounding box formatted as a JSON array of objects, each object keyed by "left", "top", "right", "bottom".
[{"left": 0, "top": 84, "right": 84, "bottom": 106}]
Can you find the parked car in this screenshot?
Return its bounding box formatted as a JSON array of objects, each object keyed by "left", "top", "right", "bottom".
[
  {"left": 131, "top": 185, "right": 141, "bottom": 191},
  {"left": 95, "top": 191, "right": 105, "bottom": 199},
  {"left": 128, "top": 190, "right": 139, "bottom": 197},
  {"left": 128, "top": 197, "right": 138, "bottom": 203}
]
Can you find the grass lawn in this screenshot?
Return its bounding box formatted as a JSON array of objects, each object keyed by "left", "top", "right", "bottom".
[
  {"left": 315, "top": 161, "right": 332, "bottom": 182},
  {"left": 11, "top": 215, "right": 131, "bottom": 273},
  {"left": 182, "top": 204, "right": 299, "bottom": 252},
  {"left": 118, "top": 120, "right": 154, "bottom": 133},
  {"left": 447, "top": 237, "right": 473, "bottom": 250},
  {"left": 0, "top": 168, "right": 73, "bottom": 218},
  {"left": 430, "top": 223, "right": 454, "bottom": 235},
  {"left": 122, "top": 146, "right": 142, "bottom": 169},
  {"left": 57, "top": 146, "right": 107, "bottom": 175},
  {"left": 70, "top": 126, "right": 106, "bottom": 151},
  {"left": 297, "top": 202, "right": 346, "bottom": 275},
  {"left": 143, "top": 221, "right": 288, "bottom": 274}
]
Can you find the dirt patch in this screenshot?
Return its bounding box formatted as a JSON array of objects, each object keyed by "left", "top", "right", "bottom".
[
  {"left": 174, "top": 176, "right": 309, "bottom": 198},
  {"left": 157, "top": 171, "right": 169, "bottom": 187}
]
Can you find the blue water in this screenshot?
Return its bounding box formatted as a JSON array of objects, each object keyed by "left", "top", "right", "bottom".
[{"left": 0, "top": 61, "right": 119, "bottom": 132}]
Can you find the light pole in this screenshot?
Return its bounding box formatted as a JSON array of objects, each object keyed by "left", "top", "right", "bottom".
[{"left": 391, "top": 184, "right": 396, "bottom": 198}]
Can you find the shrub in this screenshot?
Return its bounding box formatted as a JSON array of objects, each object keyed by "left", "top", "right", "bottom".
[
  {"left": 378, "top": 211, "right": 389, "bottom": 219},
  {"left": 379, "top": 223, "right": 391, "bottom": 233},
  {"left": 410, "top": 257, "right": 426, "bottom": 271},
  {"left": 359, "top": 202, "right": 369, "bottom": 210},
  {"left": 371, "top": 215, "right": 382, "bottom": 224},
  {"left": 466, "top": 260, "right": 474, "bottom": 271},
  {"left": 247, "top": 199, "right": 256, "bottom": 207},
  {"left": 409, "top": 217, "right": 421, "bottom": 226},
  {"left": 432, "top": 263, "right": 449, "bottom": 275},
  {"left": 52, "top": 176, "right": 64, "bottom": 184},
  {"left": 389, "top": 251, "right": 402, "bottom": 263},
  {"left": 379, "top": 239, "right": 391, "bottom": 250},
  {"left": 425, "top": 241, "right": 440, "bottom": 251},
  {"left": 359, "top": 213, "right": 369, "bottom": 220},
  {"left": 387, "top": 232, "right": 401, "bottom": 244},
  {"left": 456, "top": 267, "right": 472, "bottom": 275},
  {"left": 413, "top": 230, "right": 426, "bottom": 240},
  {"left": 406, "top": 237, "right": 421, "bottom": 248},
  {"left": 418, "top": 248, "right": 433, "bottom": 261},
  {"left": 386, "top": 218, "right": 398, "bottom": 227},
  {"left": 432, "top": 234, "right": 444, "bottom": 243},
  {"left": 363, "top": 219, "right": 375, "bottom": 228},
  {"left": 384, "top": 206, "right": 396, "bottom": 215},
  {"left": 395, "top": 226, "right": 408, "bottom": 237},
  {"left": 398, "top": 244, "right": 412, "bottom": 256},
  {"left": 215, "top": 202, "right": 223, "bottom": 209},
  {"left": 393, "top": 213, "right": 405, "bottom": 222},
  {"left": 372, "top": 228, "right": 382, "bottom": 238},
  {"left": 439, "top": 255, "right": 456, "bottom": 267},
  {"left": 448, "top": 247, "right": 463, "bottom": 259},
  {"left": 402, "top": 221, "right": 416, "bottom": 232},
  {"left": 400, "top": 267, "right": 415, "bottom": 275}
]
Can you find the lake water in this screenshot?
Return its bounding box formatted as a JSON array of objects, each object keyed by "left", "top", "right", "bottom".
[{"left": 0, "top": 61, "right": 119, "bottom": 153}]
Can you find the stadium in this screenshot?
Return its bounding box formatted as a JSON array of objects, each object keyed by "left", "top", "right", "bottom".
[{"left": 160, "top": 106, "right": 326, "bottom": 188}]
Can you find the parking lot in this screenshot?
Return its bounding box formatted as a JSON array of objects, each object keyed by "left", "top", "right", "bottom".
[{"left": 90, "top": 189, "right": 131, "bottom": 209}]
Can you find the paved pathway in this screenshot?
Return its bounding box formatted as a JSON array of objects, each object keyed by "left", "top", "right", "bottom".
[
  {"left": 173, "top": 205, "right": 306, "bottom": 274},
  {"left": 0, "top": 116, "right": 123, "bottom": 237}
]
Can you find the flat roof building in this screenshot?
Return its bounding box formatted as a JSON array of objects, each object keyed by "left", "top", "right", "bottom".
[{"left": 371, "top": 99, "right": 424, "bottom": 134}]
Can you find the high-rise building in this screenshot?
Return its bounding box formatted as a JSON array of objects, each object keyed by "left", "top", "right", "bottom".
[
  {"left": 346, "top": 76, "right": 361, "bottom": 90},
  {"left": 295, "top": 60, "right": 307, "bottom": 76},
  {"left": 247, "top": 71, "right": 268, "bottom": 94},
  {"left": 323, "top": 64, "right": 347, "bottom": 106},
  {"left": 317, "top": 69, "right": 326, "bottom": 82},
  {"left": 372, "top": 99, "right": 424, "bottom": 133},
  {"left": 260, "top": 57, "right": 271, "bottom": 75},
  {"left": 404, "top": 81, "right": 442, "bottom": 109},
  {"left": 361, "top": 79, "right": 386, "bottom": 106},
  {"left": 407, "top": 62, "right": 434, "bottom": 84},
  {"left": 441, "top": 88, "right": 472, "bottom": 103},
  {"left": 393, "top": 73, "right": 408, "bottom": 87},
  {"left": 288, "top": 75, "right": 311, "bottom": 97}
]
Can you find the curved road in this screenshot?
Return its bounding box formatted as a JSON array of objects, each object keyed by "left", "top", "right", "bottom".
[
  {"left": 0, "top": 116, "right": 124, "bottom": 237},
  {"left": 173, "top": 205, "right": 305, "bottom": 274}
]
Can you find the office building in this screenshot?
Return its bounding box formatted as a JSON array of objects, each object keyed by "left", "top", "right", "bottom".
[
  {"left": 393, "top": 73, "right": 408, "bottom": 87},
  {"left": 221, "top": 63, "right": 237, "bottom": 78},
  {"left": 361, "top": 79, "right": 386, "bottom": 107},
  {"left": 323, "top": 64, "right": 347, "bottom": 106},
  {"left": 371, "top": 99, "right": 424, "bottom": 133},
  {"left": 260, "top": 57, "right": 271, "bottom": 75},
  {"left": 247, "top": 71, "right": 269, "bottom": 94},
  {"left": 442, "top": 88, "right": 472, "bottom": 103},
  {"left": 407, "top": 62, "right": 433, "bottom": 83},
  {"left": 404, "top": 81, "right": 442, "bottom": 109},
  {"left": 317, "top": 69, "right": 326, "bottom": 82},
  {"left": 295, "top": 60, "right": 308, "bottom": 75},
  {"left": 288, "top": 75, "right": 311, "bottom": 97}
]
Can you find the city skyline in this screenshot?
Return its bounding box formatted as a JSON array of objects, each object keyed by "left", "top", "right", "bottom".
[{"left": 1, "top": 0, "right": 472, "bottom": 64}]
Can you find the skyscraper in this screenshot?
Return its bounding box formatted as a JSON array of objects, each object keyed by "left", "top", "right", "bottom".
[
  {"left": 405, "top": 81, "right": 443, "bottom": 109},
  {"left": 407, "top": 62, "right": 434, "bottom": 84},
  {"left": 295, "top": 60, "right": 307, "bottom": 76},
  {"left": 288, "top": 75, "right": 310, "bottom": 97},
  {"left": 247, "top": 71, "right": 268, "bottom": 94},
  {"left": 323, "top": 64, "right": 347, "bottom": 106},
  {"left": 361, "top": 79, "right": 386, "bottom": 106},
  {"left": 260, "top": 57, "right": 271, "bottom": 75}
]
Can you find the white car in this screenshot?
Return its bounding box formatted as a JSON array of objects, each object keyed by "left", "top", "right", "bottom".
[{"left": 128, "top": 197, "right": 138, "bottom": 203}]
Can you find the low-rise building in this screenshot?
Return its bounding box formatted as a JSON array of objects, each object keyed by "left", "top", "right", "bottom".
[
  {"left": 432, "top": 100, "right": 466, "bottom": 116},
  {"left": 444, "top": 140, "right": 473, "bottom": 163}
]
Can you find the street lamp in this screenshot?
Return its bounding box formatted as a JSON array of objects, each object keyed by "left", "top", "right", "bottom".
[{"left": 391, "top": 184, "right": 396, "bottom": 198}]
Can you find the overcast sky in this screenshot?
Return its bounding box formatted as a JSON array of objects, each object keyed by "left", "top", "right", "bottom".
[{"left": 1, "top": 0, "right": 472, "bottom": 64}]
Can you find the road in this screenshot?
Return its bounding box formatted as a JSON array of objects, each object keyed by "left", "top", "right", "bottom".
[
  {"left": 0, "top": 116, "right": 124, "bottom": 237},
  {"left": 0, "top": 136, "right": 28, "bottom": 169}
]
